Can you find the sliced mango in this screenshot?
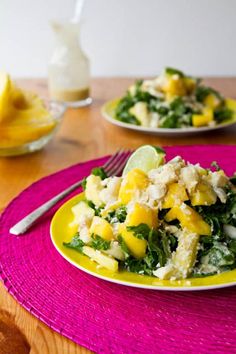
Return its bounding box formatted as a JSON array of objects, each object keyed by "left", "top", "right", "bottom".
[
  {"left": 165, "top": 204, "right": 211, "bottom": 235},
  {"left": 89, "top": 216, "right": 114, "bottom": 241},
  {"left": 190, "top": 182, "right": 217, "bottom": 206},
  {"left": 184, "top": 77, "right": 196, "bottom": 94},
  {"left": 192, "top": 108, "right": 213, "bottom": 127},
  {"left": 225, "top": 98, "right": 236, "bottom": 111},
  {"left": 126, "top": 203, "right": 158, "bottom": 229},
  {"left": 163, "top": 76, "right": 186, "bottom": 97},
  {"left": 162, "top": 183, "right": 189, "bottom": 208},
  {"left": 119, "top": 224, "right": 147, "bottom": 259},
  {"left": 0, "top": 72, "right": 14, "bottom": 122},
  {"left": 118, "top": 168, "right": 149, "bottom": 204},
  {"left": 204, "top": 94, "right": 221, "bottom": 109}
]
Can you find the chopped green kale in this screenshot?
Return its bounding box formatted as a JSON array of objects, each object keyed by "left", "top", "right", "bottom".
[
  {"left": 63, "top": 233, "right": 84, "bottom": 253},
  {"left": 165, "top": 67, "right": 184, "bottom": 77},
  {"left": 195, "top": 85, "right": 222, "bottom": 103},
  {"left": 106, "top": 206, "right": 127, "bottom": 224},
  {"left": 126, "top": 223, "right": 151, "bottom": 240},
  {"left": 91, "top": 167, "right": 107, "bottom": 180},
  {"left": 90, "top": 234, "right": 111, "bottom": 251}
]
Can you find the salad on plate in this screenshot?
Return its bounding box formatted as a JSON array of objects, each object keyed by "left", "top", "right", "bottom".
[
  {"left": 63, "top": 145, "right": 236, "bottom": 281},
  {"left": 114, "top": 67, "right": 236, "bottom": 129}
]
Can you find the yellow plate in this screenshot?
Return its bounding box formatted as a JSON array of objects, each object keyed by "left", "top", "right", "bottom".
[
  {"left": 101, "top": 98, "right": 236, "bottom": 136},
  {"left": 50, "top": 193, "right": 236, "bottom": 291}
]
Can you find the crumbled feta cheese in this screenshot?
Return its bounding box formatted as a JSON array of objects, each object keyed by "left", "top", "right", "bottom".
[
  {"left": 112, "top": 223, "right": 121, "bottom": 237},
  {"left": 80, "top": 226, "right": 91, "bottom": 244},
  {"left": 99, "top": 177, "right": 121, "bottom": 205},
  {"left": 180, "top": 165, "right": 199, "bottom": 193},
  {"left": 148, "top": 164, "right": 178, "bottom": 185},
  {"left": 153, "top": 264, "right": 175, "bottom": 279},
  {"left": 209, "top": 171, "right": 228, "bottom": 188},
  {"left": 214, "top": 187, "right": 227, "bottom": 203},
  {"left": 180, "top": 203, "right": 191, "bottom": 215},
  {"left": 147, "top": 184, "right": 167, "bottom": 200},
  {"left": 150, "top": 112, "right": 160, "bottom": 128}
]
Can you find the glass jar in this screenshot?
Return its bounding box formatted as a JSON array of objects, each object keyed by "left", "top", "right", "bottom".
[{"left": 48, "top": 21, "right": 92, "bottom": 107}]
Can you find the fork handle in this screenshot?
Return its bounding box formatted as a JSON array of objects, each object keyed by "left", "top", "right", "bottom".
[{"left": 9, "top": 179, "right": 83, "bottom": 235}]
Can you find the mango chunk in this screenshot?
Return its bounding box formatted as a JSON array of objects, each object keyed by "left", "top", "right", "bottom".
[
  {"left": 162, "top": 183, "right": 189, "bottom": 208},
  {"left": 190, "top": 182, "right": 217, "bottom": 206},
  {"left": 119, "top": 224, "right": 147, "bottom": 259},
  {"left": 89, "top": 216, "right": 114, "bottom": 241},
  {"left": 126, "top": 203, "right": 158, "bottom": 229},
  {"left": 0, "top": 72, "right": 13, "bottom": 122},
  {"left": 118, "top": 168, "right": 149, "bottom": 204},
  {"left": 165, "top": 204, "right": 211, "bottom": 235},
  {"left": 192, "top": 108, "right": 213, "bottom": 127},
  {"left": 225, "top": 98, "right": 236, "bottom": 111},
  {"left": 184, "top": 77, "right": 196, "bottom": 94},
  {"left": 163, "top": 76, "right": 186, "bottom": 97},
  {"left": 204, "top": 94, "right": 221, "bottom": 109}
]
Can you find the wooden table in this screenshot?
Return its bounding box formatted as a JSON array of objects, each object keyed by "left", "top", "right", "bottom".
[{"left": 0, "top": 78, "right": 235, "bottom": 353}]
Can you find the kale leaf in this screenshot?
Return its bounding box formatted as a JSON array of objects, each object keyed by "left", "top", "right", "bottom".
[
  {"left": 165, "top": 67, "right": 184, "bottom": 77},
  {"left": 63, "top": 233, "right": 84, "bottom": 253},
  {"left": 195, "top": 85, "right": 222, "bottom": 103},
  {"left": 106, "top": 206, "right": 127, "bottom": 224},
  {"left": 91, "top": 167, "right": 107, "bottom": 180},
  {"left": 214, "top": 107, "right": 233, "bottom": 123},
  {"left": 126, "top": 223, "right": 151, "bottom": 240},
  {"left": 90, "top": 234, "right": 111, "bottom": 251}
]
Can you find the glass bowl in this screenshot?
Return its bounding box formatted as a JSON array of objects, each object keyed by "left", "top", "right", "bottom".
[{"left": 0, "top": 101, "right": 66, "bottom": 157}]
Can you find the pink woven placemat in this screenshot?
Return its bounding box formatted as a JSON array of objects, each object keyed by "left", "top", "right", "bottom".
[{"left": 1, "top": 145, "right": 236, "bottom": 354}]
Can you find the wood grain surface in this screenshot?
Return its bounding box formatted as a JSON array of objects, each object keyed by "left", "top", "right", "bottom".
[{"left": 0, "top": 77, "right": 235, "bottom": 353}]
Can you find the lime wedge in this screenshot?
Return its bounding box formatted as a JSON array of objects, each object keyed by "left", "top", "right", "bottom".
[{"left": 122, "top": 145, "right": 166, "bottom": 176}]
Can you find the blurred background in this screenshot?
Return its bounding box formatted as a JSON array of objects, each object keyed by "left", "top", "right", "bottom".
[{"left": 0, "top": 0, "right": 235, "bottom": 78}]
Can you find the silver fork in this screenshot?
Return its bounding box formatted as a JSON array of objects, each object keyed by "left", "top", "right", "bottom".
[{"left": 9, "top": 149, "right": 131, "bottom": 235}]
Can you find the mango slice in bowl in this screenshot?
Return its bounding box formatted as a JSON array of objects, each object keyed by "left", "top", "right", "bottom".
[{"left": 0, "top": 72, "right": 65, "bottom": 156}]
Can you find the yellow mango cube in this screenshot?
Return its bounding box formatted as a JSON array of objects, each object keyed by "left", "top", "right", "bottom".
[
  {"left": 126, "top": 203, "right": 158, "bottom": 229},
  {"left": 89, "top": 216, "right": 114, "bottom": 241},
  {"left": 225, "top": 98, "right": 236, "bottom": 111},
  {"left": 163, "top": 77, "right": 186, "bottom": 97},
  {"left": 119, "top": 225, "right": 147, "bottom": 259},
  {"left": 204, "top": 94, "right": 221, "bottom": 109},
  {"left": 184, "top": 77, "right": 196, "bottom": 94},
  {"left": 118, "top": 168, "right": 149, "bottom": 204},
  {"left": 165, "top": 204, "right": 211, "bottom": 235},
  {"left": 192, "top": 108, "right": 213, "bottom": 127},
  {"left": 190, "top": 182, "right": 217, "bottom": 206},
  {"left": 162, "top": 183, "right": 189, "bottom": 209}
]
